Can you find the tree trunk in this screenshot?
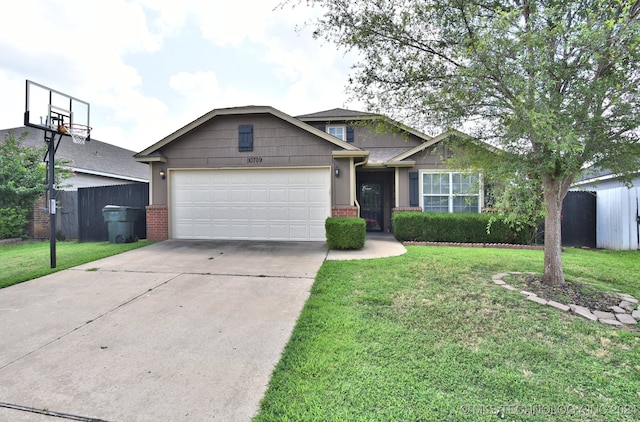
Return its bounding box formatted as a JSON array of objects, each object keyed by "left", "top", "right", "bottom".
[{"left": 542, "top": 177, "right": 566, "bottom": 286}]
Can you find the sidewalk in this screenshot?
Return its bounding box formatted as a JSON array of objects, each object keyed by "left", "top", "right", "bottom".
[{"left": 326, "top": 233, "right": 406, "bottom": 260}]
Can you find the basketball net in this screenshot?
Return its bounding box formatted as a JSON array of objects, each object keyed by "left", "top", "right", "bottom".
[{"left": 62, "top": 123, "right": 91, "bottom": 144}]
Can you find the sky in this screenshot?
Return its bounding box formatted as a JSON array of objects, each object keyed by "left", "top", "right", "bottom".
[{"left": 0, "top": 0, "right": 361, "bottom": 152}]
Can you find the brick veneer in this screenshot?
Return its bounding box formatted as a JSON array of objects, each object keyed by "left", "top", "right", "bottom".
[
  {"left": 27, "top": 196, "right": 50, "bottom": 239},
  {"left": 331, "top": 206, "right": 359, "bottom": 218},
  {"left": 146, "top": 205, "right": 168, "bottom": 241}
]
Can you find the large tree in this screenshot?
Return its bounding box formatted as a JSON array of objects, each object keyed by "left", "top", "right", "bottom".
[{"left": 292, "top": 0, "right": 640, "bottom": 285}]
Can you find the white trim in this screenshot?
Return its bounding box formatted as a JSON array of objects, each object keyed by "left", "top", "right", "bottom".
[
  {"left": 573, "top": 170, "right": 640, "bottom": 186},
  {"left": 419, "top": 170, "right": 482, "bottom": 213},
  {"left": 135, "top": 105, "right": 362, "bottom": 160},
  {"left": 395, "top": 167, "right": 400, "bottom": 208},
  {"left": 64, "top": 166, "right": 148, "bottom": 183},
  {"left": 327, "top": 124, "right": 346, "bottom": 141}
]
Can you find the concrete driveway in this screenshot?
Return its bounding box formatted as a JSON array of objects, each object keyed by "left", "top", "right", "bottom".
[{"left": 0, "top": 240, "right": 328, "bottom": 421}]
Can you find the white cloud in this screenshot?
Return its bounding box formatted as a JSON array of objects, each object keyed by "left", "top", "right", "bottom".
[{"left": 0, "top": 0, "right": 360, "bottom": 152}]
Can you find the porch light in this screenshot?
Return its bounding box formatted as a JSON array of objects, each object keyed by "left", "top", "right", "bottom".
[
  {"left": 160, "top": 169, "right": 166, "bottom": 180},
  {"left": 335, "top": 166, "right": 340, "bottom": 177}
]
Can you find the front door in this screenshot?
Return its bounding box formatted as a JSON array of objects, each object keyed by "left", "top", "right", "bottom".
[{"left": 358, "top": 182, "right": 383, "bottom": 232}]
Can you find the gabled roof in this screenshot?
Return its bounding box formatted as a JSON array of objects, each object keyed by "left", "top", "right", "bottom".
[
  {"left": 573, "top": 165, "right": 640, "bottom": 186},
  {"left": 389, "top": 129, "right": 497, "bottom": 164},
  {"left": 296, "top": 107, "right": 435, "bottom": 145},
  {"left": 296, "top": 108, "right": 378, "bottom": 121},
  {"left": 1, "top": 126, "right": 148, "bottom": 182},
  {"left": 135, "top": 105, "right": 362, "bottom": 161}
]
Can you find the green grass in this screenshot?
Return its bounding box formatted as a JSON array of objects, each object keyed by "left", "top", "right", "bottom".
[
  {"left": 255, "top": 246, "right": 640, "bottom": 421},
  {"left": 0, "top": 240, "right": 151, "bottom": 289}
]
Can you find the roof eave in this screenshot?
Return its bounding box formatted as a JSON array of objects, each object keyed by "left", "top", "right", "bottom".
[
  {"left": 385, "top": 161, "right": 416, "bottom": 168},
  {"left": 135, "top": 155, "right": 167, "bottom": 163},
  {"left": 390, "top": 129, "right": 491, "bottom": 162},
  {"left": 135, "top": 105, "right": 362, "bottom": 157}
]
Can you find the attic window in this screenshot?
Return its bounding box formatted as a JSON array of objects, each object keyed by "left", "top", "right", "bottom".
[
  {"left": 327, "top": 125, "right": 345, "bottom": 141},
  {"left": 238, "top": 124, "right": 253, "bottom": 152}
]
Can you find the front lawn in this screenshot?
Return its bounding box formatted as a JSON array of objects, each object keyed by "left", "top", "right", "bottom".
[
  {"left": 256, "top": 246, "right": 640, "bottom": 421},
  {"left": 0, "top": 240, "right": 151, "bottom": 289}
]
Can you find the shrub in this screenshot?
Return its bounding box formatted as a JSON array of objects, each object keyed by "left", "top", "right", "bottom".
[
  {"left": 0, "top": 207, "right": 29, "bottom": 239},
  {"left": 392, "top": 212, "right": 530, "bottom": 244},
  {"left": 325, "top": 217, "right": 366, "bottom": 249}
]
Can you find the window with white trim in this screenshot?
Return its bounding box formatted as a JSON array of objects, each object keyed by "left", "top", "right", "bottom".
[
  {"left": 327, "top": 125, "right": 345, "bottom": 141},
  {"left": 421, "top": 172, "right": 481, "bottom": 213}
]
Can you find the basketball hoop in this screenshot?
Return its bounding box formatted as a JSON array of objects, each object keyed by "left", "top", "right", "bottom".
[{"left": 63, "top": 123, "right": 92, "bottom": 144}]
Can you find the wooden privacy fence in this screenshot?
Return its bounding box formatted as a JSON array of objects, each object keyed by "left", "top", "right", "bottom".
[{"left": 78, "top": 183, "right": 149, "bottom": 242}]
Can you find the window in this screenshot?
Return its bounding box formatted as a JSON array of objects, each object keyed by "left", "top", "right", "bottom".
[
  {"left": 421, "top": 172, "right": 481, "bottom": 213},
  {"left": 327, "top": 125, "right": 345, "bottom": 141},
  {"left": 238, "top": 124, "right": 253, "bottom": 152}
]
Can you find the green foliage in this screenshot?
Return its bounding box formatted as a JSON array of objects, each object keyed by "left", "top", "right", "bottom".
[
  {"left": 0, "top": 207, "right": 29, "bottom": 239},
  {"left": 393, "top": 212, "right": 531, "bottom": 244},
  {"left": 0, "top": 131, "right": 47, "bottom": 209},
  {"left": 446, "top": 136, "right": 545, "bottom": 239},
  {"left": 0, "top": 130, "right": 71, "bottom": 239},
  {"left": 256, "top": 247, "right": 640, "bottom": 421},
  {"left": 0, "top": 240, "right": 151, "bottom": 289},
  {"left": 295, "top": 0, "right": 640, "bottom": 283},
  {"left": 325, "top": 217, "right": 366, "bottom": 249}
]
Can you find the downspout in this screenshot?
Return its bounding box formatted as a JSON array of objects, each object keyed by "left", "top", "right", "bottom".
[
  {"left": 395, "top": 167, "right": 400, "bottom": 208},
  {"left": 353, "top": 157, "right": 367, "bottom": 217}
]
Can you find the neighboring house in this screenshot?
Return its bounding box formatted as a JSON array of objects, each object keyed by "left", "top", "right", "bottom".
[
  {"left": 134, "top": 106, "right": 484, "bottom": 241},
  {"left": 1, "top": 126, "right": 148, "bottom": 190},
  {"left": 572, "top": 168, "right": 640, "bottom": 250},
  {"left": 0, "top": 126, "right": 149, "bottom": 238}
]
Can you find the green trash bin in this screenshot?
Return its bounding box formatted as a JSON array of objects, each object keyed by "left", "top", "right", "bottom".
[{"left": 102, "top": 205, "right": 140, "bottom": 243}]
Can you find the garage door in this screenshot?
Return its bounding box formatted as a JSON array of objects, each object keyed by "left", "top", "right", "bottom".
[{"left": 170, "top": 168, "right": 331, "bottom": 241}]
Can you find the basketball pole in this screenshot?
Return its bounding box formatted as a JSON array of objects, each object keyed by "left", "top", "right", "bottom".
[{"left": 45, "top": 129, "right": 61, "bottom": 269}]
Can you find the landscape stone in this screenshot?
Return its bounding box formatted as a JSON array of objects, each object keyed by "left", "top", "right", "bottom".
[
  {"left": 527, "top": 295, "right": 548, "bottom": 306},
  {"left": 615, "top": 313, "right": 638, "bottom": 325},
  {"left": 618, "top": 294, "right": 638, "bottom": 304},
  {"left": 619, "top": 301, "right": 636, "bottom": 311},
  {"left": 573, "top": 306, "right": 598, "bottom": 321},
  {"left": 573, "top": 308, "right": 598, "bottom": 321},
  {"left": 593, "top": 311, "right": 616, "bottom": 320},
  {"left": 548, "top": 301, "right": 570, "bottom": 312},
  {"left": 608, "top": 306, "right": 627, "bottom": 314},
  {"left": 600, "top": 319, "right": 623, "bottom": 326},
  {"left": 491, "top": 272, "right": 638, "bottom": 329}
]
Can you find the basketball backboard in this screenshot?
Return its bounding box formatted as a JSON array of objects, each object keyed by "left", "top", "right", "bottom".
[{"left": 24, "top": 80, "right": 90, "bottom": 140}]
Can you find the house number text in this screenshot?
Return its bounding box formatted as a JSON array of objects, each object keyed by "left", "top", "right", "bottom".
[{"left": 247, "top": 157, "right": 263, "bottom": 163}]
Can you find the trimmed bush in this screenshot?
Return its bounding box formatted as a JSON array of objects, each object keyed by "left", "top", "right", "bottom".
[
  {"left": 392, "top": 212, "right": 531, "bottom": 244},
  {"left": 0, "top": 207, "right": 28, "bottom": 239},
  {"left": 325, "top": 217, "right": 366, "bottom": 250}
]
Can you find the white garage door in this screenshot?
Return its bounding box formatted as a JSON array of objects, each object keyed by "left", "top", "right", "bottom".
[{"left": 170, "top": 168, "right": 331, "bottom": 241}]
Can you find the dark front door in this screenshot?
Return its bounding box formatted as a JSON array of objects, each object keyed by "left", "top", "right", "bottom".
[{"left": 359, "top": 182, "right": 383, "bottom": 231}]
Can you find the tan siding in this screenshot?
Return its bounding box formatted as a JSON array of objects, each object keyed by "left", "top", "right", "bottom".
[
  {"left": 333, "top": 157, "right": 352, "bottom": 205},
  {"left": 396, "top": 168, "right": 410, "bottom": 208},
  {"left": 161, "top": 114, "right": 336, "bottom": 168}
]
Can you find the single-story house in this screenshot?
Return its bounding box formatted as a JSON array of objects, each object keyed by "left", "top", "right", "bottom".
[
  {"left": 134, "top": 106, "right": 484, "bottom": 241},
  {"left": 572, "top": 168, "right": 640, "bottom": 250}
]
